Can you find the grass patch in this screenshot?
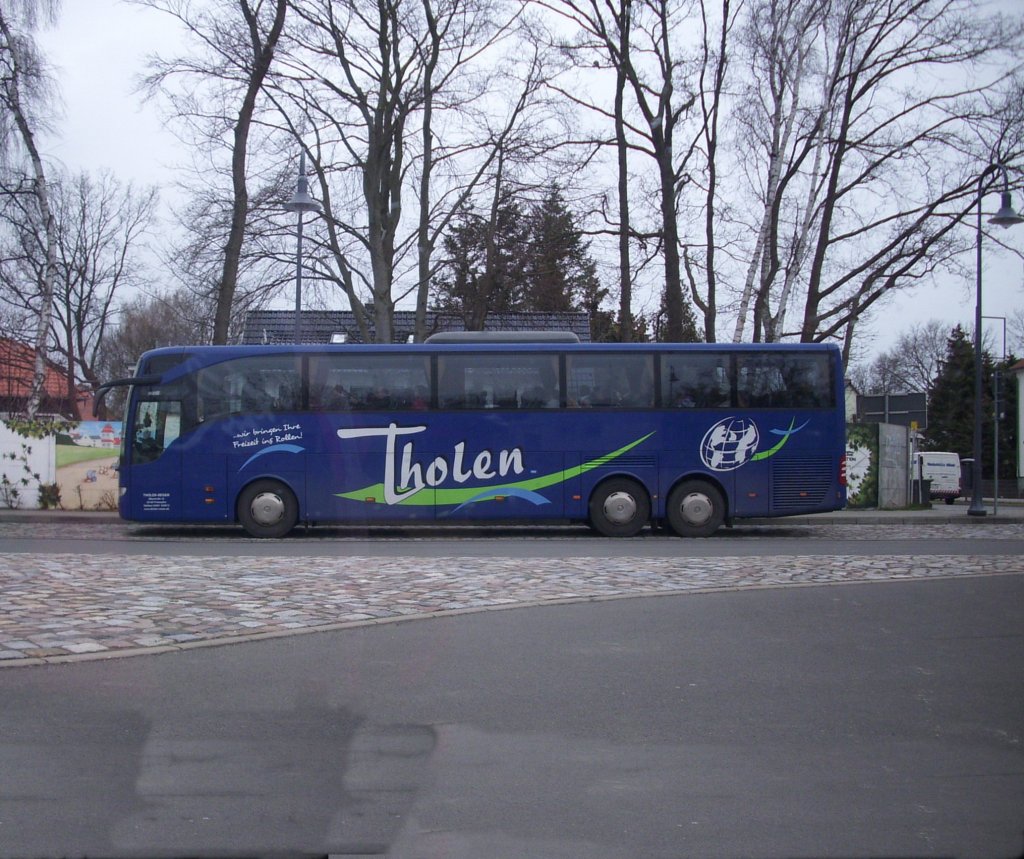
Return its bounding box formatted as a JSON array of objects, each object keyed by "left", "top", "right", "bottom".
[{"left": 56, "top": 445, "right": 119, "bottom": 468}]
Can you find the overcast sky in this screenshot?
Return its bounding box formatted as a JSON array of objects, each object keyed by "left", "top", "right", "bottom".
[{"left": 34, "top": 0, "right": 1024, "bottom": 361}]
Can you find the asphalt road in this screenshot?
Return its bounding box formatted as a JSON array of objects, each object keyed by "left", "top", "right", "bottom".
[{"left": 0, "top": 524, "right": 1022, "bottom": 858}]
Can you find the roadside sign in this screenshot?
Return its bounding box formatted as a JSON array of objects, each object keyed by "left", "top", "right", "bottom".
[{"left": 857, "top": 392, "right": 927, "bottom": 429}]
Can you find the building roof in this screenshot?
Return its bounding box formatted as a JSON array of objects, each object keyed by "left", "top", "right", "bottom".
[
  {"left": 0, "top": 338, "right": 80, "bottom": 418},
  {"left": 242, "top": 310, "right": 592, "bottom": 345}
]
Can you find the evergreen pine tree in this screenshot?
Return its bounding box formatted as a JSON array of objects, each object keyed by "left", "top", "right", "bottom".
[
  {"left": 926, "top": 325, "right": 975, "bottom": 456},
  {"left": 522, "top": 186, "right": 600, "bottom": 313},
  {"left": 993, "top": 355, "right": 1019, "bottom": 482},
  {"left": 653, "top": 289, "right": 703, "bottom": 342},
  {"left": 925, "top": 325, "right": 999, "bottom": 475},
  {"left": 433, "top": 197, "right": 528, "bottom": 329},
  {"left": 434, "top": 184, "right": 617, "bottom": 335}
]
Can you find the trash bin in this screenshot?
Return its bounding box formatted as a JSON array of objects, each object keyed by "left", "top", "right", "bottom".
[
  {"left": 960, "top": 458, "right": 974, "bottom": 493},
  {"left": 911, "top": 479, "right": 932, "bottom": 506}
]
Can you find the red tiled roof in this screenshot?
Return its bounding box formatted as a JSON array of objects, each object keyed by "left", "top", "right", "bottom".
[{"left": 0, "top": 338, "right": 72, "bottom": 400}]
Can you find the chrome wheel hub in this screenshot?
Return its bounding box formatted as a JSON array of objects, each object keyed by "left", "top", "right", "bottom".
[
  {"left": 603, "top": 491, "right": 638, "bottom": 525},
  {"left": 680, "top": 492, "right": 712, "bottom": 526},
  {"left": 250, "top": 491, "right": 286, "bottom": 527}
]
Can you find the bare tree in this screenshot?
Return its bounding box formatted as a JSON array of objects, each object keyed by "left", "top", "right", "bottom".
[
  {"left": 50, "top": 173, "right": 157, "bottom": 397},
  {"left": 94, "top": 288, "right": 215, "bottom": 417},
  {"left": 543, "top": 0, "right": 703, "bottom": 341},
  {"left": 137, "top": 0, "right": 289, "bottom": 345},
  {"left": 542, "top": 0, "right": 638, "bottom": 340},
  {"left": 728, "top": 0, "right": 1024, "bottom": 357},
  {"left": 166, "top": 161, "right": 298, "bottom": 341},
  {"left": 1009, "top": 305, "right": 1024, "bottom": 357},
  {"left": 0, "top": 0, "right": 59, "bottom": 418},
  {"left": 849, "top": 319, "right": 950, "bottom": 394},
  {"left": 0, "top": 170, "right": 158, "bottom": 401},
  {"left": 685, "top": 0, "right": 740, "bottom": 342},
  {"left": 412, "top": 24, "right": 545, "bottom": 342},
  {"left": 275, "top": 0, "right": 542, "bottom": 342},
  {"left": 612, "top": 0, "right": 634, "bottom": 341},
  {"left": 729, "top": 0, "right": 829, "bottom": 344}
]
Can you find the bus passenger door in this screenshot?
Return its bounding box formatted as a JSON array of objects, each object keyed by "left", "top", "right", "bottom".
[{"left": 126, "top": 398, "right": 183, "bottom": 521}]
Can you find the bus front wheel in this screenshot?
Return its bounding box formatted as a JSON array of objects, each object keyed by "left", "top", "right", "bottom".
[
  {"left": 238, "top": 479, "right": 299, "bottom": 538},
  {"left": 666, "top": 480, "right": 724, "bottom": 538},
  {"left": 589, "top": 478, "right": 650, "bottom": 538}
]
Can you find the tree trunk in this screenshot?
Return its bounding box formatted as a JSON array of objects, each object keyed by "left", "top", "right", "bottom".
[
  {"left": 0, "top": 9, "right": 57, "bottom": 419},
  {"left": 212, "top": 0, "right": 287, "bottom": 345},
  {"left": 614, "top": 0, "right": 633, "bottom": 342},
  {"left": 413, "top": 0, "right": 441, "bottom": 343},
  {"left": 657, "top": 139, "right": 687, "bottom": 342}
]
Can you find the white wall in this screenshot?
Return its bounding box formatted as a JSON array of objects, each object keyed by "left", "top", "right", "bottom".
[
  {"left": 0, "top": 422, "right": 56, "bottom": 509},
  {"left": 878, "top": 423, "right": 909, "bottom": 509}
]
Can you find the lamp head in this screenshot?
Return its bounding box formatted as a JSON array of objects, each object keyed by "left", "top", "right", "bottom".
[
  {"left": 285, "top": 151, "right": 322, "bottom": 215},
  {"left": 285, "top": 175, "right": 321, "bottom": 214},
  {"left": 989, "top": 191, "right": 1024, "bottom": 228}
]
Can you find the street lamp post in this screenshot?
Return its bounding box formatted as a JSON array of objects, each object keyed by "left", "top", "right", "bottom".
[
  {"left": 968, "top": 166, "right": 1023, "bottom": 517},
  {"left": 284, "top": 150, "right": 322, "bottom": 344},
  {"left": 982, "top": 315, "right": 1007, "bottom": 516}
]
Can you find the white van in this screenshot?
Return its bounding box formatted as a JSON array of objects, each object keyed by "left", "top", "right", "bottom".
[{"left": 913, "top": 452, "right": 963, "bottom": 504}]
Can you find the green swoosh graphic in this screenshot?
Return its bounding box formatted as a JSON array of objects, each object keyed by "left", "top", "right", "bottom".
[
  {"left": 750, "top": 417, "right": 800, "bottom": 462},
  {"left": 336, "top": 431, "right": 656, "bottom": 506}
]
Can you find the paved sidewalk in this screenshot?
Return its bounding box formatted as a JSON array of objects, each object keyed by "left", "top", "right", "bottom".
[
  {"left": 2, "top": 546, "right": 1022, "bottom": 667},
  {"left": 1, "top": 506, "right": 1022, "bottom": 666}
]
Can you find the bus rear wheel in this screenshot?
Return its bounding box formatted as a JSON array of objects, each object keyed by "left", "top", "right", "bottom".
[
  {"left": 666, "top": 480, "right": 724, "bottom": 538},
  {"left": 589, "top": 478, "right": 650, "bottom": 538},
  {"left": 238, "top": 479, "right": 299, "bottom": 538}
]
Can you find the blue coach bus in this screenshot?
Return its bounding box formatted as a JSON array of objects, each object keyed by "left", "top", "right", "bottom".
[{"left": 96, "top": 337, "right": 846, "bottom": 538}]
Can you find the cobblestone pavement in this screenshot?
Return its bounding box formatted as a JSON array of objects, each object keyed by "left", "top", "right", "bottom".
[
  {"left": 2, "top": 519, "right": 1024, "bottom": 543},
  {"left": 1, "top": 519, "right": 1022, "bottom": 665}
]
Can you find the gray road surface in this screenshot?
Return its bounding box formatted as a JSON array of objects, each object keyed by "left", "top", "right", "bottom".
[
  {"left": 1, "top": 575, "right": 1022, "bottom": 858},
  {"left": 0, "top": 513, "right": 1022, "bottom": 857}
]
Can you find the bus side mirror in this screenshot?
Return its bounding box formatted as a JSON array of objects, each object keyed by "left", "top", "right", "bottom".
[{"left": 93, "top": 374, "right": 161, "bottom": 418}]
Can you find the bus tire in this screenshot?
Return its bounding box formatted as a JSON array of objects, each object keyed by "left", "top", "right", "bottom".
[
  {"left": 589, "top": 478, "right": 650, "bottom": 538},
  {"left": 666, "top": 479, "right": 724, "bottom": 538},
  {"left": 237, "top": 479, "right": 299, "bottom": 538}
]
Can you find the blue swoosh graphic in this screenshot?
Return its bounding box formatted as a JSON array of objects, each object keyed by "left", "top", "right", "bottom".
[
  {"left": 769, "top": 419, "right": 809, "bottom": 436},
  {"left": 448, "top": 487, "right": 552, "bottom": 515},
  {"left": 240, "top": 443, "right": 305, "bottom": 471}
]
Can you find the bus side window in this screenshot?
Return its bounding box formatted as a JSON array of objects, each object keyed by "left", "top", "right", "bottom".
[
  {"left": 440, "top": 354, "right": 558, "bottom": 409},
  {"left": 737, "top": 362, "right": 782, "bottom": 408},
  {"left": 199, "top": 355, "right": 301, "bottom": 418},
  {"left": 197, "top": 371, "right": 231, "bottom": 422},
  {"left": 320, "top": 383, "right": 351, "bottom": 410},
  {"left": 569, "top": 354, "right": 650, "bottom": 408},
  {"left": 241, "top": 373, "right": 270, "bottom": 412},
  {"left": 438, "top": 359, "right": 465, "bottom": 408},
  {"left": 669, "top": 355, "right": 733, "bottom": 409},
  {"left": 783, "top": 355, "right": 831, "bottom": 408},
  {"left": 309, "top": 353, "right": 431, "bottom": 411},
  {"left": 735, "top": 353, "right": 832, "bottom": 409},
  {"left": 274, "top": 380, "right": 301, "bottom": 411}
]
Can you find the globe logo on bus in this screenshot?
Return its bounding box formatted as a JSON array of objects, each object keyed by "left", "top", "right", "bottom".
[{"left": 700, "top": 417, "right": 760, "bottom": 472}]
